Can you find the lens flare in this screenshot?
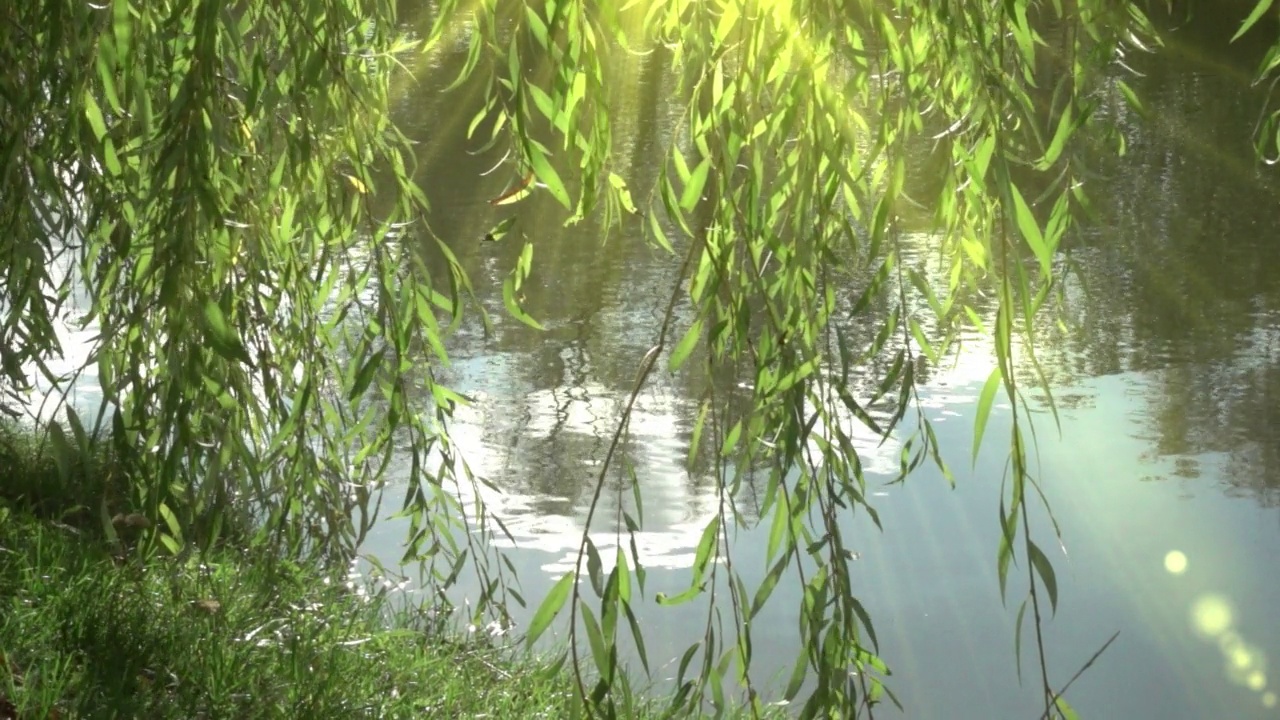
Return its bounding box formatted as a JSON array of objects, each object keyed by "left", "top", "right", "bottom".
[
  {"left": 1190, "top": 594, "right": 1234, "bottom": 638},
  {"left": 1163, "top": 550, "right": 1188, "bottom": 575},
  {"left": 1247, "top": 671, "right": 1266, "bottom": 692}
]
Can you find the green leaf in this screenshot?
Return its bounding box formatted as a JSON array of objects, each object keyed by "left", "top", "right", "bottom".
[
  {"left": 1039, "top": 105, "right": 1077, "bottom": 168},
  {"left": 525, "top": 5, "right": 550, "bottom": 48},
  {"left": 586, "top": 537, "right": 604, "bottom": 597},
  {"left": 621, "top": 601, "right": 650, "bottom": 674},
  {"left": 566, "top": 72, "right": 587, "bottom": 121},
  {"left": 96, "top": 51, "right": 123, "bottom": 113},
  {"left": 525, "top": 143, "right": 571, "bottom": 209},
  {"left": 972, "top": 366, "right": 1001, "bottom": 464},
  {"left": 608, "top": 172, "right": 638, "bottom": 215},
  {"left": 502, "top": 275, "right": 544, "bottom": 330},
  {"left": 578, "top": 600, "right": 612, "bottom": 682},
  {"left": 692, "top": 515, "right": 720, "bottom": 579},
  {"left": 1009, "top": 183, "right": 1049, "bottom": 274},
  {"left": 1013, "top": 598, "right": 1028, "bottom": 682},
  {"left": 850, "top": 596, "right": 880, "bottom": 651},
  {"left": 113, "top": 0, "right": 133, "bottom": 63},
  {"left": 1232, "top": 0, "right": 1275, "bottom": 41},
  {"left": 647, "top": 208, "right": 673, "bottom": 252},
  {"left": 654, "top": 583, "right": 704, "bottom": 606},
  {"left": 675, "top": 642, "right": 700, "bottom": 688},
  {"left": 348, "top": 348, "right": 385, "bottom": 402},
  {"left": 672, "top": 148, "right": 691, "bottom": 183},
  {"left": 719, "top": 420, "right": 742, "bottom": 457},
  {"left": 679, "top": 157, "right": 711, "bottom": 211},
  {"left": 1055, "top": 695, "right": 1081, "bottom": 720},
  {"left": 103, "top": 138, "right": 122, "bottom": 176},
  {"left": 526, "top": 572, "right": 574, "bottom": 649},
  {"left": 47, "top": 422, "right": 74, "bottom": 482},
  {"left": 714, "top": 2, "right": 740, "bottom": 44},
  {"left": 83, "top": 90, "right": 108, "bottom": 141},
  {"left": 526, "top": 84, "right": 556, "bottom": 122},
  {"left": 783, "top": 650, "right": 808, "bottom": 700},
  {"left": 157, "top": 533, "right": 181, "bottom": 555},
  {"left": 1115, "top": 80, "right": 1146, "bottom": 117},
  {"left": 614, "top": 547, "right": 631, "bottom": 605},
  {"left": 99, "top": 496, "right": 119, "bottom": 547},
  {"left": 997, "top": 504, "right": 1018, "bottom": 602},
  {"left": 157, "top": 501, "right": 183, "bottom": 544},
  {"left": 750, "top": 555, "right": 788, "bottom": 618},
  {"left": 201, "top": 302, "right": 253, "bottom": 366},
  {"left": 65, "top": 407, "right": 88, "bottom": 455},
  {"left": 668, "top": 318, "right": 702, "bottom": 371},
  {"left": 765, "top": 494, "right": 789, "bottom": 562},
  {"left": 1028, "top": 540, "right": 1059, "bottom": 615}
]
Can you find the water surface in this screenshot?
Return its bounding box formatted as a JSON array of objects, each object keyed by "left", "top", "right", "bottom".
[{"left": 363, "top": 6, "right": 1280, "bottom": 718}]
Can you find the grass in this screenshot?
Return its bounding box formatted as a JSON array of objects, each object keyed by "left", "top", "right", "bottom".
[
  {"left": 0, "top": 422, "right": 778, "bottom": 720},
  {"left": 0, "top": 510, "right": 621, "bottom": 719},
  {"left": 0, "top": 420, "right": 128, "bottom": 530}
]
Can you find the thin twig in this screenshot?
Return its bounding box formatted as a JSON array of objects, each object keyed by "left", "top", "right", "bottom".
[
  {"left": 1038, "top": 631, "right": 1120, "bottom": 719},
  {"left": 566, "top": 232, "right": 700, "bottom": 717}
]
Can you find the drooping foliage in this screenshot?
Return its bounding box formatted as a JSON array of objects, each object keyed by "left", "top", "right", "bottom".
[
  {"left": 421, "top": 1, "right": 1172, "bottom": 716},
  {"left": 0, "top": 0, "right": 504, "bottom": 593},
  {"left": 3, "top": 0, "right": 1277, "bottom": 718}
]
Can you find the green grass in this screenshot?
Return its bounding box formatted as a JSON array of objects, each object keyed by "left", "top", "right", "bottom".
[
  {"left": 0, "top": 423, "right": 779, "bottom": 720},
  {"left": 0, "top": 420, "right": 127, "bottom": 530},
  {"left": 0, "top": 510, "right": 605, "bottom": 719}
]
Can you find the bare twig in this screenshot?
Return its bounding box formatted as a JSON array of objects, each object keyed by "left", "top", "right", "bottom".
[{"left": 1038, "top": 631, "right": 1120, "bottom": 719}]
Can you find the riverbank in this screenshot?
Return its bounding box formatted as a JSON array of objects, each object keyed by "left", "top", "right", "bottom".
[
  {"left": 0, "top": 425, "right": 764, "bottom": 719},
  {"left": 0, "top": 511, "right": 602, "bottom": 718}
]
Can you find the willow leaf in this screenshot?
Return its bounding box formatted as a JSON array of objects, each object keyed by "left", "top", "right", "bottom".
[
  {"left": 973, "top": 366, "right": 1002, "bottom": 464},
  {"left": 526, "top": 572, "right": 574, "bottom": 649},
  {"left": 1232, "top": 0, "right": 1275, "bottom": 41}
]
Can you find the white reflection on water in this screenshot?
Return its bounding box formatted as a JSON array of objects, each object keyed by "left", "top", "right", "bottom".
[
  {"left": 10, "top": 250, "right": 104, "bottom": 425},
  {"left": 418, "top": 330, "right": 1010, "bottom": 577}
]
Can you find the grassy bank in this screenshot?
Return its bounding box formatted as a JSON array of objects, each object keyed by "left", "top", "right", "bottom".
[
  {"left": 0, "top": 423, "right": 771, "bottom": 720},
  {"left": 0, "top": 510, "right": 612, "bottom": 719}
]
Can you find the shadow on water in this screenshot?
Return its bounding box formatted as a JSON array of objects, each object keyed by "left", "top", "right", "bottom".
[{"left": 362, "top": 5, "right": 1280, "bottom": 717}]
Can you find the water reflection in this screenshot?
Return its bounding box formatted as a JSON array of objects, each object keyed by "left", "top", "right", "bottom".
[{"left": 365, "top": 4, "right": 1280, "bottom": 717}]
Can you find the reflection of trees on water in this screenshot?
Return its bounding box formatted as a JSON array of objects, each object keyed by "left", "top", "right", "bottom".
[
  {"left": 1037, "top": 19, "right": 1280, "bottom": 504},
  {"left": 388, "top": 0, "right": 1280, "bottom": 522}
]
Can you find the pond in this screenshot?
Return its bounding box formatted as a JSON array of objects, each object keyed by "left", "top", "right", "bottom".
[{"left": 356, "top": 4, "right": 1280, "bottom": 719}]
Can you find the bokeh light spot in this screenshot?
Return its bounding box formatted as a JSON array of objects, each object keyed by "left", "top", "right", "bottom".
[
  {"left": 1230, "top": 646, "right": 1256, "bottom": 671},
  {"left": 1247, "top": 671, "right": 1266, "bottom": 692},
  {"left": 1164, "top": 550, "right": 1188, "bottom": 575},
  {"left": 1263, "top": 691, "right": 1277, "bottom": 709},
  {"left": 1191, "top": 595, "right": 1234, "bottom": 638}
]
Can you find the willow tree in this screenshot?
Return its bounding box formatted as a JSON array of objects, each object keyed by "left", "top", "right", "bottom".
[
  {"left": 0, "top": 0, "right": 499, "bottom": 586},
  {"left": 3, "top": 0, "right": 1278, "bottom": 718}
]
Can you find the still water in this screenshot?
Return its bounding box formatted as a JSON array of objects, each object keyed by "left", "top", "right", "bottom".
[{"left": 355, "top": 5, "right": 1280, "bottom": 719}]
